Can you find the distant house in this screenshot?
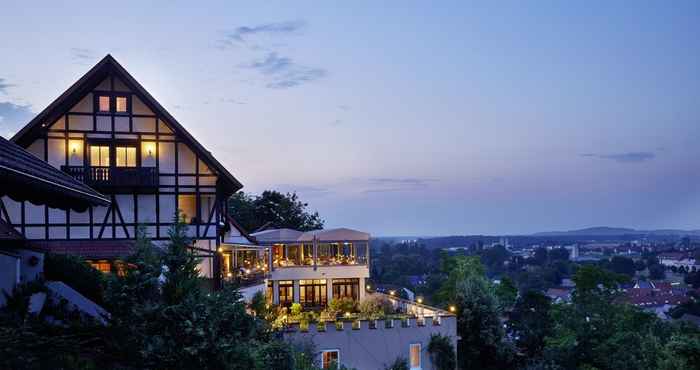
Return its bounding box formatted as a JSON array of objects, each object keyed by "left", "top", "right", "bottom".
[
  {"left": 658, "top": 252, "right": 697, "bottom": 270},
  {"left": 623, "top": 280, "right": 690, "bottom": 318},
  {"left": 545, "top": 287, "right": 572, "bottom": 304}
]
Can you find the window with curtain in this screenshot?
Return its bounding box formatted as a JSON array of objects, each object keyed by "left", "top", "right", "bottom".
[
  {"left": 115, "top": 96, "right": 128, "bottom": 113},
  {"left": 98, "top": 95, "right": 110, "bottom": 112},
  {"left": 90, "top": 145, "right": 110, "bottom": 167},
  {"left": 115, "top": 146, "right": 137, "bottom": 167}
]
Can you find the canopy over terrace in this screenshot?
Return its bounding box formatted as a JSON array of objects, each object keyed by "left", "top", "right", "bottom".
[
  {"left": 251, "top": 227, "right": 371, "bottom": 269},
  {"left": 0, "top": 137, "right": 110, "bottom": 212}
]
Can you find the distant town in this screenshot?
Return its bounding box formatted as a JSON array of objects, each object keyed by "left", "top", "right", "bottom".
[{"left": 372, "top": 227, "right": 700, "bottom": 323}]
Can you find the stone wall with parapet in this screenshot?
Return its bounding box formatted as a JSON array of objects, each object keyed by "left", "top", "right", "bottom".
[{"left": 283, "top": 315, "right": 457, "bottom": 370}]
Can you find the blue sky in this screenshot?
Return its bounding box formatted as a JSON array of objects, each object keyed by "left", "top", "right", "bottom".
[{"left": 1, "top": 1, "right": 699, "bottom": 235}]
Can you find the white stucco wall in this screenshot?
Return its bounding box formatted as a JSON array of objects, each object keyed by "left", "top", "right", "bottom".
[{"left": 284, "top": 316, "right": 458, "bottom": 370}]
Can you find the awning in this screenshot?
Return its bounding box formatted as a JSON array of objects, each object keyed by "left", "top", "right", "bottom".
[
  {"left": 0, "top": 137, "right": 110, "bottom": 212},
  {"left": 297, "top": 228, "right": 370, "bottom": 242}
]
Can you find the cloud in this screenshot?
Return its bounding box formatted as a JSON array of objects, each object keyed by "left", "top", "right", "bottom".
[
  {"left": 581, "top": 151, "right": 656, "bottom": 163},
  {"left": 219, "top": 98, "right": 246, "bottom": 105},
  {"left": 276, "top": 184, "right": 331, "bottom": 197},
  {"left": 221, "top": 21, "right": 306, "bottom": 47},
  {"left": 249, "top": 52, "right": 293, "bottom": 75},
  {"left": 246, "top": 52, "right": 326, "bottom": 89},
  {"left": 363, "top": 178, "right": 438, "bottom": 193},
  {"left": 0, "top": 102, "right": 34, "bottom": 138},
  {"left": 329, "top": 119, "right": 342, "bottom": 126},
  {"left": 70, "top": 48, "right": 97, "bottom": 65},
  {"left": 0, "top": 78, "right": 14, "bottom": 94}
]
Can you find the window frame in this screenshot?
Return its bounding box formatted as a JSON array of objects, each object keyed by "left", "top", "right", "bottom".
[
  {"left": 278, "top": 280, "right": 294, "bottom": 307},
  {"left": 321, "top": 349, "right": 340, "bottom": 369},
  {"left": 177, "top": 193, "right": 198, "bottom": 224},
  {"left": 115, "top": 144, "right": 138, "bottom": 168},
  {"left": 93, "top": 92, "right": 131, "bottom": 114},
  {"left": 114, "top": 94, "right": 130, "bottom": 114},
  {"left": 96, "top": 94, "right": 111, "bottom": 113},
  {"left": 409, "top": 343, "right": 421, "bottom": 370},
  {"left": 299, "top": 279, "right": 327, "bottom": 308},
  {"left": 332, "top": 278, "right": 359, "bottom": 301},
  {"left": 89, "top": 144, "right": 111, "bottom": 167}
]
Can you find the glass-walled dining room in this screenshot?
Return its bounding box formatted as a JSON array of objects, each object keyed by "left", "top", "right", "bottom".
[
  {"left": 220, "top": 245, "right": 269, "bottom": 284},
  {"left": 271, "top": 241, "right": 369, "bottom": 268}
]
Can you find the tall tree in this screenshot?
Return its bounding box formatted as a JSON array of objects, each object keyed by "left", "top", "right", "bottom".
[
  {"left": 455, "top": 276, "right": 511, "bottom": 370},
  {"left": 228, "top": 190, "right": 325, "bottom": 232},
  {"left": 433, "top": 255, "right": 485, "bottom": 305},
  {"left": 162, "top": 211, "right": 201, "bottom": 305},
  {"left": 608, "top": 256, "right": 636, "bottom": 277},
  {"left": 495, "top": 276, "right": 518, "bottom": 311},
  {"left": 509, "top": 291, "right": 553, "bottom": 358}
]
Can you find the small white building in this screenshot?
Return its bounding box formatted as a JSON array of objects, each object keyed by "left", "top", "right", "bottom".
[
  {"left": 250, "top": 227, "right": 371, "bottom": 308},
  {"left": 658, "top": 252, "right": 697, "bottom": 270}
]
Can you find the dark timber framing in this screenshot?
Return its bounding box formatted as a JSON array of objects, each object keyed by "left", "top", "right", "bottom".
[{"left": 7, "top": 53, "right": 242, "bottom": 293}]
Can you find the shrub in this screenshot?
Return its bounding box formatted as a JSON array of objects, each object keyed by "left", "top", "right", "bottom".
[
  {"left": 43, "top": 253, "right": 104, "bottom": 304},
  {"left": 383, "top": 357, "right": 409, "bottom": 370},
  {"left": 250, "top": 290, "right": 268, "bottom": 317},
  {"left": 291, "top": 302, "right": 303, "bottom": 317},
  {"left": 359, "top": 295, "right": 392, "bottom": 319},
  {"left": 328, "top": 297, "right": 357, "bottom": 316},
  {"left": 427, "top": 333, "right": 456, "bottom": 370}
]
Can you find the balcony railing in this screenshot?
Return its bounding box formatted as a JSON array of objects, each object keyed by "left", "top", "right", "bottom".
[{"left": 61, "top": 166, "right": 158, "bottom": 190}]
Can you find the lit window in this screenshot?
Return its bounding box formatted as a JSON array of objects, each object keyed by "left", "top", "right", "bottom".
[
  {"left": 278, "top": 280, "right": 294, "bottom": 307},
  {"left": 178, "top": 194, "right": 197, "bottom": 223},
  {"left": 321, "top": 350, "right": 339, "bottom": 369},
  {"left": 90, "top": 145, "right": 110, "bottom": 167},
  {"left": 115, "top": 146, "right": 137, "bottom": 167},
  {"left": 98, "top": 96, "right": 110, "bottom": 112},
  {"left": 410, "top": 343, "right": 421, "bottom": 370},
  {"left": 115, "top": 96, "right": 128, "bottom": 113},
  {"left": 88, "top": 260, "right": 111, "bottom": 273}
]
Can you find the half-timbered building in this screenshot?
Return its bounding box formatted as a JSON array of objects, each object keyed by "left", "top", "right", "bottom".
[{"left": 4, "top": 55, "right": 243, "bottom": 283}]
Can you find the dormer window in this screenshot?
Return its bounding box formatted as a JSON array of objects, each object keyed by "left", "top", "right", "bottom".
[
  {"left": 98, "top": 96, "right": 110, "bottom": 112},
  {"left": 115, "top": 96, "right": 128, "bottom": 113}
]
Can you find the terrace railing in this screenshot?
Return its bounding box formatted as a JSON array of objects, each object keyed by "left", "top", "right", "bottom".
[{"left": 62, "top": 166, "right": 158, "bottom": 191}]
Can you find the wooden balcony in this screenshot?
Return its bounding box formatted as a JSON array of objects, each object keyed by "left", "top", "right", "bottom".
[{"left": 61, "top": 166, "right": 158, "bottom": 192}]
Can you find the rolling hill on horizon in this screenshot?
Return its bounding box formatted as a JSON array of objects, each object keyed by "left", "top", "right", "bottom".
[{"left": 532, "top": 226, "right": 700, "bottom": 237}]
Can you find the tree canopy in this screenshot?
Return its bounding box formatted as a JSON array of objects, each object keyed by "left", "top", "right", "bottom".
[{"left": 228, "top": 190, "right": 325, "bottom": 232}]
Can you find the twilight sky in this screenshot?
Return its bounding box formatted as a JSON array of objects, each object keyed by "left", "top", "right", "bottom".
[{"left": 1, "top": 1, "right": 699, "bottom": 236}]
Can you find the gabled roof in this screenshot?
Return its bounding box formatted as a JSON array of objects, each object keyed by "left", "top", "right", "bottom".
[
  {"left": 223, "top": 215, "right": 257, "bottom": 245},
  {"left": 11, "top": 54, "right": 243, "bottom": 196},
  {"left": 0, "top": 137, "right": 109, "bottom": 212}
]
